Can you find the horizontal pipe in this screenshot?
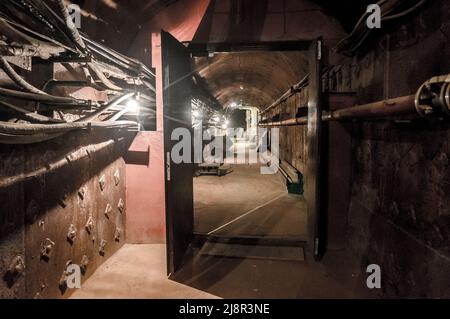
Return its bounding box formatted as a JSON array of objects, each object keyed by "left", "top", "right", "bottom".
[
  {"left": 56, "top": 0, "right": 87, "bottom": 53},
  {"left": 0, "top": 57, "right": 49, "bottom": 95},
  {"left": 0, "top": 131, "right": 65, "bottom": 144},
  {"left": 0, "top": 101, "right": 64, "bottom": 124},
  {"left": 76, "top": 92, "right": 135, "bottom": 122},
  {"left": 327, "top": 94, "right": 416, "bottom": 120},
  {"left": 0, "top": 120, "right": 137, "bottom": 145},
  {"left": 261, "top": 74, "right": 309, "bottom": 115},
  {"left": 0, "top": 120, "right": 138, "bottom": 135},
  {"left": 260, "top": 117, "right": 307, "bottom": 127},
  {"left": 87, "top": 62, "right": 123, "bottom": 92},
  {"left": 259, "top": 94, "right": 416, "bottom": 127},
  {"left": 0, "top": 87, "right": 91, "bottom": 105},
  {"left": 41, "top": 79, "right": 111, "bottom": 95}
]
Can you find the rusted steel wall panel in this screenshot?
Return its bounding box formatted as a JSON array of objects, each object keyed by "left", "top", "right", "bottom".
[
  {"left": 0, "top": 130, "right": 134, "bottom": 299},
  {"left": 0, "top": 151, "right": 26, "bottom": 298},
  {"left": 275, "top": 89, "right": 308, "bottom": 174},
  {"left": 325, "top": 0, "right": 450, "bottom": 297}
]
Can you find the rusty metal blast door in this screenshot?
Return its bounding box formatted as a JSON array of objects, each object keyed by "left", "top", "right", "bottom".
[
  {"left": 306, "top": 38, "right": 325, "bottom": 260},
  {"left": 162, "top": 31, "right": 194, "bottom": 275}
]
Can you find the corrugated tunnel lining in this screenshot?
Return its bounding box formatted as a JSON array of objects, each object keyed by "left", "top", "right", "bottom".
[{"left": 194, "top": 51, "right": 308, "bottom": 109}]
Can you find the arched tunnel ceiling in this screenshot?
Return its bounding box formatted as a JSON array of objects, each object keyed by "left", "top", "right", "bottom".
[
  {"left": 195, "top": 51, "right": 308, "bottom": 110},
  {"left": 66, "top": 0, "right": 370, "bottom": 111}
]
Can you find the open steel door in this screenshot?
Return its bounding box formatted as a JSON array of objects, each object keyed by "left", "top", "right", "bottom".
[
  {"left": 161, "top": 31, "right": 194, "bottom": 275},
  {"left": 305, "top": 38, "right": 325, "bottom": 260}
]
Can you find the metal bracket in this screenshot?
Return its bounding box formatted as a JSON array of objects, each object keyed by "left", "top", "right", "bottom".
[
  {"left": 78, "top": 187, "right": 87, "bottom": 200},
  {"left": 113, "top": 169, "right": 120, "bottom": 186},
  {"left": 104, "top": 203, "right": 112, "bottom": 219},
  {"left": 114, "top": 227, "right": 121, "bottom": 242},
  {"left": 85, "top": 214, "right": 94, "bottom": 233},
  {"left": 59, "top": 260, "right": 73, "bottom": 288},
  {"left": 67, "top": 224, "right": 77, "bottom": 244},
  {"left": 7, "top": 256, "right": 25, "bottom": 277},
  {"left": 80, "top": 255, "right": 89, "bottom": 273},
  {"left": 99, "top": 239, "right": 107, "bottom": 256},
  {"left": 118, "top": 198, "right": 125, "bottom": 214},
  {"left": 99, "top": 174, "right": 106, "bottom": 191},
  {"left": 40, "top": 238, "right": 56, "bottom": 261}
]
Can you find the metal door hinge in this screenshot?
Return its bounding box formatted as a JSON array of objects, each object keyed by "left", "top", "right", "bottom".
[
  {"left": 166, "top": 152, "right": 171, "bottom": 181},
  {"left": 316, "top": 40, "right": 322, "bottom": 61},
  {"left": 314, "top": 238, "right": 319, "bottom": 256}
]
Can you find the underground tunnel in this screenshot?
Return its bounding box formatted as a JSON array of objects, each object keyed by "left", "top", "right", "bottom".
[{"left": 0, "top": 0, "right": 449, "bottom": 301}]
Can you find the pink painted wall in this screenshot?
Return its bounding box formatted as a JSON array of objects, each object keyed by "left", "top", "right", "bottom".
[
  {"left": 126, "top": 131, "right": 165, "bottom": 243},
  {"left": 125, "top": 0, "right": 210, "bottom": 244}
]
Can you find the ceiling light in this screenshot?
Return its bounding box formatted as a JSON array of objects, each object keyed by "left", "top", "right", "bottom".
[{"left": 126, "top": 99, "right": 139, "bottom": 113}]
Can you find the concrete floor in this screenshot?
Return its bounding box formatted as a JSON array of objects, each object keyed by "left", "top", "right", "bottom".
[
  {"left": 183, "top": 163, "right": 375, "bottom": 298},
  {"left": 173, "top": 247, "right": 377, "bottom": 299},
  {"left": 194, "top": 163, "right": 307, "bottom": 238},
  {"left": 72, "top": 162, "right": 376, "bottom": 299},
  {"left": 71, "top": 244, "right": 218, "bottom": 299},
  {"left": 70, "top": 243, "right": 374, "bottom": 299}
]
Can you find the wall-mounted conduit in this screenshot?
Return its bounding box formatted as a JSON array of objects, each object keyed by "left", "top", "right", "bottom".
[
  {"left": 259, "top": 73, "right": 450, "bottom": 127},
  {"left": 0, "top": 0, "right": 157, "bottom": 144}
]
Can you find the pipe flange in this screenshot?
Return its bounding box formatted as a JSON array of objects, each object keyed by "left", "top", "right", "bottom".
[
  {"left": 439, "top": 82, "right": 450, "bottom": 115},
  {"left": 415, "top": 81, "right": 435, "bottom": 117},
  {"left": 444, "top": 82, "right": 450, "bottom": 114},
  {"left": 415, "top": 74, "right": 450, "bottom": 118}
]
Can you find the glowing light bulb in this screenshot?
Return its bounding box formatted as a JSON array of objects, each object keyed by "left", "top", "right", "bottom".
[{"left": 127, "top": 99, "right": 139, "bottom": 113}]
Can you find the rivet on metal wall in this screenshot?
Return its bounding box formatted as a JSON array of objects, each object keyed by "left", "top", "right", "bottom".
[
  {"left": 65, "top": 154, "right": 73, "bottom": 165},
  {"left": 104, "top": 203, "right": 112, "bottom": 219},
  {"left": 78, "top": 187, "right": 87, "bottom": 200},
  {"left": 59, "top": 260, "right": 73, "bottom": 290},
  {"left": 58, "top": 194, "right": 68, "bottom": 208},
  {"left": 85, "top": 214, "right": 94, "bottom": 233},
  {"left": 40, "top": 238, "right": 55, "bottom": 261},
  {"left": 67, "top": 224, "right": 77, "bottom": 244},
  {"left": 117, "top": 198, "right": 124, "bottom": 214},
  {"left": 80, "top": 255, "right": 89, "bottom": 274},
  {"left": 99, "top": 239, "right": 107, "bottom": 256},
  {"left": 99, "top": 174, "right": 106, "bottom": 191},
  {"left": 34, "top": 283, "right": 46, "bottom": 298},
  {"left": 8, "top": 255, "right": 25, "bottom": 275},
  {"left": 4, "top": 255, "right": 25, "bottom": 287},
  {"left": 114, "top": 227, "right": 121, "bottom": 242},
  {"left": 114, "top": 169, "right": 120, "bottom": 186},
  {"left": 34, "top": 292, "right": 43, "bottom": 299}
]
